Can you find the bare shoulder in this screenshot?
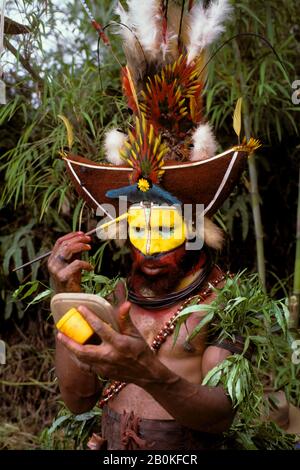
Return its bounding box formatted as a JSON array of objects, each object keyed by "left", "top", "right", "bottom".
[{"left": 202, "top": 345, "right": 231, "bottom": 378}]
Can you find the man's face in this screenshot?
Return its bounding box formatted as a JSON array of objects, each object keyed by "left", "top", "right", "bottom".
[
  {"left": 128, "top": 204, "right": 196, "bottom": 295},
  {"left": 128, "top": 204, "right": 187, "bottom": 257}
]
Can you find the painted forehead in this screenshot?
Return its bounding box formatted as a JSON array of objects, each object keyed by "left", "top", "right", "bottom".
[{"left": 128, "top": 204, "right": 183, "bottom": 222}]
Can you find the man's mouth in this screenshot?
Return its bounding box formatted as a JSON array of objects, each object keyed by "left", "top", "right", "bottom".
[{"left": 141, "top": 263, "right": 167, "bottom": 276}]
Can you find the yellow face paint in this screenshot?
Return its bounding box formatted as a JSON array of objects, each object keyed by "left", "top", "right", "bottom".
[{"left": 128, "top": 205, "right": 187, "bottom": 255}]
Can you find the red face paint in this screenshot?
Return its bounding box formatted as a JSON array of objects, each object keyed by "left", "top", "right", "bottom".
[{"left": 130, "top": 244, "right": 206, "bottom": 297}]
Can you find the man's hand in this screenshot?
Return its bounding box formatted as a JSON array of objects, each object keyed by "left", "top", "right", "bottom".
[
  {"left": 56, "top": 302, "right": 157, "bottom": 386},
  {"left": 48, "top": 231, "right": 93, "bottom": 293}
]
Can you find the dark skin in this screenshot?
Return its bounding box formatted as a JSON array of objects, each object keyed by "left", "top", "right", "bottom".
[{"left": 49, "top": 232, "right": 233, "bottom": 433}]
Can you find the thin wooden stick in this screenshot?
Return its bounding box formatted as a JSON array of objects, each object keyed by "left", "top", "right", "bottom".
[{"left": 12, "top": 213, "right": 129, "bottom": 272}]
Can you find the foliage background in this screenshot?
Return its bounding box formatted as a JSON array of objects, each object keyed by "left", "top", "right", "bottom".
[{"left": 0, "top": 0, "right": 299, "bottom": 449}]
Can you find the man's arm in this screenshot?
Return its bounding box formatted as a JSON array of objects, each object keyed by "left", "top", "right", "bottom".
[
  {"left": 57, "top": 304, "right": 233, "bottom": 433},
  {"left": 142, "top": 345, "right": 233, "bottom": 433},
  {"left": 55, "top": 338, "right": 102, "bottom": 415},
  {"left": 48, "top": 231, "right": 100, "bottom": 414}
]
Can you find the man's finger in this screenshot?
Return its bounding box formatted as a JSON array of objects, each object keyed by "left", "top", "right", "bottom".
[
  {"left": 54, "top": 260, "right": 93, "bottom": 281},
  {"left": 118, "top": 302, "right": 140, "bottom": 338},
  {"left": 77, "top": 305, "right": 119, "bottom": 344},
  {"left": 69, "top": 351, "right": 95, "bottom": 374},
  {"left": 57, "top": 331, "right": 100, "bottom": 362},
  {"left": 57, "top": 241, "right": 91, "bottom": 260},
  {"left": 55, "top": 231, "right": 85, "bottom": 246},
  {"left": 49, "top": 258, "right": 93, "bottom": 274}
]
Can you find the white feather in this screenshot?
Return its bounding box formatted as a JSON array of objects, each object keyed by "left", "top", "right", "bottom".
[
  {"left": 115, "top": 3, "right": 137, "bottom": 49},
  {"left": 190, "top": 123, "right": 218, "bottom": 161},
  {"left": 203, "top": 217, "right": 224, "bottom": 250},
  {"left": 191, "top": 213, "right": 224, "bottom": 250},
  {"left": 187, "top": 0, "right": 232, "bottom": 64},
  {"left": 115, "top": 2, "right": 147, "bottom": 82},
  {"left": 126, "top": 0, "right": 162, "bottom": 60},
  {"left": 104, "top": 129, "right": 127, "bottom": 166},
  {"left": 160, "top": 30, "right": 178, "bottom": 61}
]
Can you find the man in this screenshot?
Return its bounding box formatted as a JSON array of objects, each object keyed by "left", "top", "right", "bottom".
[
  {"left": 48, "top": 0, "right": 262, "bottom": 450},
  {"left": 48, "top": 204, "right": 236, "bottom": 450}
]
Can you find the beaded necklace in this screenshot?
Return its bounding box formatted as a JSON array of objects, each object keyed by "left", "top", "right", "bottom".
[{"left": 99, "top": 268, "right": 225, "bottom": 408}]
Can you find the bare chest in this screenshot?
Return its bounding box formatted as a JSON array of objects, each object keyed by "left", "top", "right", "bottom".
[{"left": 129, "top": 298, "right": 212, "bottom": 359}]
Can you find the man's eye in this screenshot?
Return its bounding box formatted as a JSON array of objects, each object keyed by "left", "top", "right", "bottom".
[
  {"left": 159, "top": 226, "right": 175, "bottom": 237},
  {"left": 159, "top": 225, "right": 174, "bottom": 232},
  {"left": 133, "top": 226, "right": 144, "bottom": 234}
]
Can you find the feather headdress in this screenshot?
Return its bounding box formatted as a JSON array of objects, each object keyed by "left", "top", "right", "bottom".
[
  {"left": 65, "top": 1, "right": 260, "bottom": 238},
  {"left": 106, "top": 0, "right": 233, "bottom": 170}
]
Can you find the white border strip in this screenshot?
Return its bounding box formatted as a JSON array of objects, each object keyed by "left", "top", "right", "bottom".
[
  {"left": 203, "top": 151, "right": 239, "bottom": 215},
  {"left": 63, "top": 148, "right": 238, "bottom": 172}
]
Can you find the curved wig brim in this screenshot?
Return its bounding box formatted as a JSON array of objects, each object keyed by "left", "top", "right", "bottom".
[{"left": 63, "top": 148, "right": 248, "bottom": 216}]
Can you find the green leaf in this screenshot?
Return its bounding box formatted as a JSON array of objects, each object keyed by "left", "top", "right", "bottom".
[
  {"left": 187, "top": 310, "right": 215, "bottom": 342},
  {"left": 202, "top": 365, "right": 223, "bottom": 387},
  {"left": 27, "top": 289, "right": 53, "bottom": 307},
  {"left": 48, "top": 415, "right": 70, "bottom": 435},
  {"left": 13, "top": 281, "right": 39, "bottom": 301},
  {"left": 82, "top": 112, "right": 96, "bottom": 138},
  {"left": 175, "top": 303, "right": 212, "bottom": 320}
]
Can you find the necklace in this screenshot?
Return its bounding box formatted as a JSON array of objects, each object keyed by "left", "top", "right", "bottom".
[{"left": 99, "top": 267, "right": 225, "bottom": 408}]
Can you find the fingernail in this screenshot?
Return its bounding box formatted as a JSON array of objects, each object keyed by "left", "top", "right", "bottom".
[{"left": 57, "top": 332, "right": 62, "bottom": 340}]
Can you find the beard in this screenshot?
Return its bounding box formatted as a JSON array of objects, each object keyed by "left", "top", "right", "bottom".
[{"left": 129, "top": 244, "right": 203, "bottom": 297}]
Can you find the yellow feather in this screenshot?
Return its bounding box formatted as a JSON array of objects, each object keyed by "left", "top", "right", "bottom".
[
  {"left": 58, "top": 114, "right": 74, "bottom": 150},
  {"left": 120, "top": 149, "right": 127, "bottom": 160},
  {"left": 153, "top": 138, "right": 160, "bottom": 156},
  {"left": 195, "top": 52, "right": 208, "bottom": 82},
  {"left": 141, "top": 114, "right": 146, "bottom": 134},
  {"left": 157, "top": 149, "right": 167, "bottom": 161},
  {"left": 148, "top": 124, "right": 154, "bottom": 146},
  {"left": 136, "top": 117, "right": 141, "bottom": 137},
  {"left": 146, "top": 82, "right": 152, "bottom": 94},
  {"left": 128, "top": 129, "right": 135, "bottom": 144},
  {"left": 233, "top": 97, "right": 243, "bottom": 139},
  {"left": 125, "top": 66, "right": 140, "bottom": 115}
]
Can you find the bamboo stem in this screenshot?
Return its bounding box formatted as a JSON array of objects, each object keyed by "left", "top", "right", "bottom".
[
  {"left": 293, "top": 168, "right": 300, "bottom": 296},
  {"left": 234, "top": 41, "right": 266, "bottom": 292},
  {"left": 289, "top": 168, "right": 300, "bottom": 329}
]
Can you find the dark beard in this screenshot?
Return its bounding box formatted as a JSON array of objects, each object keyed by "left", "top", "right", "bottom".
[
  {"left": 131, "top": 265, "right": 185, "bottom": 297},
  {"left": 129, "top": 245, "right": 204, "bottom": 297}
]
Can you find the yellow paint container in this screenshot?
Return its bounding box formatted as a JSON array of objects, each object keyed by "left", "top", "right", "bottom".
[{"left": 56, "top": 308, "right": 94, "bottom": 344}]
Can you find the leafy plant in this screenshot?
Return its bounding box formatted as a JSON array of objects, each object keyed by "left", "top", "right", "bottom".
[
  {"left": 174, "top": 270, "right": 298, "bottom": 448},
  {"left": 40, "top": 404, "right": 101, "bottom": 450}
]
